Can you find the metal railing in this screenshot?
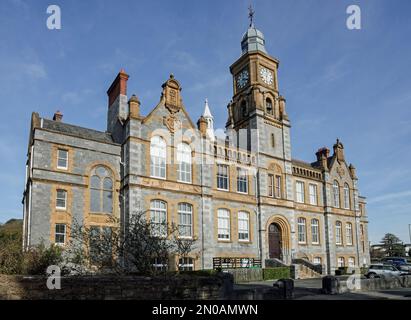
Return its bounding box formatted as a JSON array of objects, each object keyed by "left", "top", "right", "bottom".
[{"left": 213, "top": 257, "right": 262, "bottom": 269}]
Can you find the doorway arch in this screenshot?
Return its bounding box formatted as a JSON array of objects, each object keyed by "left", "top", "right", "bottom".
[
  {"left": 268, "top": 223, "right": 282, "bottom": 259},
  {"left": 266, "top": 215, "right": 291, "bottom": 262}
]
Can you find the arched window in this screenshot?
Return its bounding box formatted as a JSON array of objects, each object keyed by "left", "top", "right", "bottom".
[
  {"left": 297, "top": 217, "right": 307, "bottom": 243},
  {"left": 177, "top": 143, "right": 192, "bottom": 183},
  {"left": 333, "top": 181, "right": 340, "bottom": 208},
  {"left": 311, "top": 219, "right": 319, "bottom": 244},
  {"left": 241, "top": 101, "right": 247, "bottom": 117},
  {"left": 217, "top": 209, "right": 230, "bottom": 240},
  {"left": 238, "top": 211, "right": 250, "bottom": 241},
  {"left": 346, "top": 222, "right": 353, "bottom": 245},
  {"left": 150, "top": 136, "right": 166, "bottom": 179},
  {"left": 150, "top": 200, "right": 167, "bottom": 237},
  {"left": 343, "top": 183, "right": 350, "bottom": 209},
  {"left": 335, "top": 221, "right": 342, "bottom": 245},
  {"left": 90, "top": 166, "right": 113, "bottom": 213},
  {"left": 178, "top": 202, "right": 193, "bottom": 238},
  {"left": 266, "top": 98, "right": 273, "bottom": 115},
  {"left": 337, "top": 257, "right": 345, "bottom": 267}
]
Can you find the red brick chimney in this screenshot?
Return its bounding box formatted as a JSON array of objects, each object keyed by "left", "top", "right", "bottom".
[
  {"left": 106, "top": 68, "right": 129, "bottom": 107},
  {"left": 53, "top": 110, "right": 63, "bottom": 122},
  {"left": 315, "top": 147, "right": 330, "bottom": 170}
]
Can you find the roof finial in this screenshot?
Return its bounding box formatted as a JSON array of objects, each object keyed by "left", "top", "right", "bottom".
[{"left": 248, "top": 4, "right": 255, "bottom": 27}]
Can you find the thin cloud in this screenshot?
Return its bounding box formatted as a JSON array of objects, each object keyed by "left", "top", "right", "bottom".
[{"left": 368, "top": 190, "right": 411, "bottom": 204}]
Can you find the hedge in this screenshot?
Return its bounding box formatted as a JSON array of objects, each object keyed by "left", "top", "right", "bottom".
[{"left": 263, "top": 267, "right": 291, "bottom": 280}]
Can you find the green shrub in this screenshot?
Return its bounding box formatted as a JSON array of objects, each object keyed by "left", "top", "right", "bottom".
[
  {"left": 22, "top": 243, "right": 64, "bottom": 275},
  {"left": 263, "top": 267, "right": 291, "bottom": 280}
]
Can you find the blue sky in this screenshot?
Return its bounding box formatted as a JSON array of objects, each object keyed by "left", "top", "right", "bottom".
[{"left": 0, "top": 0, "right": 410, "bottom": 244}]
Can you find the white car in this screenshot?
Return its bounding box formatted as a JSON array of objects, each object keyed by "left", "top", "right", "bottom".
[{"left": 365, "top": 264, "right": 405, "bottom": 278}]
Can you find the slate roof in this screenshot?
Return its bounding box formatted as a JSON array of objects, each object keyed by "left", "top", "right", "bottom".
[
  {"left": 42, "top": 119, "right": 115, "bottom": 144},
  {"left": 291, "top": 158, "right": 321, "bottom": 170}
]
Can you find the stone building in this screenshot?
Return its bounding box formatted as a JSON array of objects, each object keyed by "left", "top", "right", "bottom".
[{"left": 22, "top": 21, "right": 370, "bottom": 275}]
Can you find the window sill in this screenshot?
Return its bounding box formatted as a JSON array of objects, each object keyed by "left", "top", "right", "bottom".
[
  {"left": 236, "top": 191, "right": 248, "bottom": 195},
  {"left": 217, "top": 188, "right": 229, "bottom": 192},
  {"left": 298, "top": 242, "right": 307, "bottom": 245},
  {"left": 56, "top": 166, "right": 68, "bottom": 171},
  {"left": 238, "top": 240, "right": 251, "bottom": 244},
  {"left": 177, "top": 180, "right": 192, "bottom": 184},
  {"left": 151, "top": 175, "right": 167, "bottom": 180},
  {"left": 217, "top": 239, "right": 231, "bottom": 243},
  {"left": 56, "top": 207, "right": 67, "bottom": 211}
]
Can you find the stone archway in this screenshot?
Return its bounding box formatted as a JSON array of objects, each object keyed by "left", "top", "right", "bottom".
[{"left": 265, "top": 215, "right": 291, "bottom": 263}]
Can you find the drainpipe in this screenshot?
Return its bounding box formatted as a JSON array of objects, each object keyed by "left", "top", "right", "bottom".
[
  {"left": 254, "top": 127, "right": 263, "bottom": 265},
  {"left": 200, "top": 137, "right": 205, "bottom": 269}
]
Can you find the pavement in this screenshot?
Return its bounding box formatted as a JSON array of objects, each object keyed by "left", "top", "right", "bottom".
[{"left": 233, "top": 277, "right": 411, "bottom": 300}]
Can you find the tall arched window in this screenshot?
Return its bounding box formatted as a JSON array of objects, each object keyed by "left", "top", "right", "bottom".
[
  {"left": 177, "top": 143, "right": 192, "bottom": 183},
  {"left": 90, "top": 166, "right": 113, "bottom": 213},
  {"left": 335, "top": 221, "right": 342, "bottom": 245},
  {"left": 178, "top": 202, "right": 193, "bottom": 238},
  {"left": 266, "top": 98, "right": 273, "bottom": 115},
  {"left": 346, "top": 222, "right": 353, "bottom": 245},
  {"left": 343, "top": 183, "right": 350, "bottom": 209},
  {"left": 311, "top": 219, "right": 319, "bottom": 244},
  {"left": 297, "top": 217, "right": 307, "bottom": 243},
  {"left": 241, "top": 101, "right": 247, "bottom": 117},
  {"left": 217, "top": 209, "right": 230, "bottom": 240},
  {"left": 150, "top": 136, "right": 166, "bottom": 179},
  {"left": 333, "top": 181, "right": 340, "bottom": 208},
  {"left": 150, "top": 200, "right": 167, "bottom": 237}
]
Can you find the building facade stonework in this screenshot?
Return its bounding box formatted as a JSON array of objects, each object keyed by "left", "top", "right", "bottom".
[{"left": 22, "top": 23, "right": 370, "bottom": 275}]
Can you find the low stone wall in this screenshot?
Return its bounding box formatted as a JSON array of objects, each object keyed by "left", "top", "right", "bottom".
[
  {"left": 323, "top": 275, "right": 411, "bottom": 294},
  {"left": 224, "top": 268, "right": 263, "bottom": 283},
  {"left": 0, "top": 273, "right": 233, "bottom": 300}
]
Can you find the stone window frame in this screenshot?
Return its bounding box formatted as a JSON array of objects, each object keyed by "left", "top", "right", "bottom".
[
  {"left": 236, "top": 167, "right": 248, "bottom": 194},
  {"left": 308, "top": 183, "right": 318, "bottom": 205},
  {"left": 335, "top": 220, "right": 343, "bottom": 245},
  {"left": 54, "top": 223, "right": 66, "bottom": 245},
  {"left": 150, "top": 199, "right": 168, "bottom": 238},
  {"left": 237, "top": 211, "right": 250, "bottom": 242},
  {"left": 295, "top": 180, "right": 305, "bottom": 203},
  {"left": 297, "top": 217, "right": 307, "bottom": 244},
  {"left": 89, "top": 166, "right": 114, "bottom": 214},
  {"left": 337, "top": 256, "right": 345, "bottom": 267},
  {"left": 333, "top": 180, "right": 340, "bottom": 208},
  {"left": 57, "top": 148, "right": 68, "bottom": 170},
  {"left": 311, "top": 218, "right": 320, "bottom": 245},
  {"left": 176, "top": 143, "right": 192, "bottom": 184},
  {"left": 346, "top": 222, "right": 353, "bottom": 246},
  {"left": 348, "top": 257, "right": 355, "bottom": 268},
  {"left": 56, "top": 189, "right": 67, "bottom": 210},
  {"left": 343, "top": 183, "right": 350, "bottom": 210},
  {"left": 217, "top": 208, "right": 231, "bottom": 241},
  {"left": 216, "top": 163, "right": 229, "bottom": 191},
  {"left": 178, "top": 202, "right": 193, "bottom": 239},
  {"left": 150, "top": 135, "right": 167, "bottom": 180},
  {"left": 178, "top": 257, "right": 194, "bottom": 271}
]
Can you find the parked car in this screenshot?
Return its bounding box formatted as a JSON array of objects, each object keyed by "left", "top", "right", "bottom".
[
  {"left": 365, "top": 264, "right": 406, "bottom": 278},
  {"left": 381, "top": 257, "right": 411, "bottom": 273}
]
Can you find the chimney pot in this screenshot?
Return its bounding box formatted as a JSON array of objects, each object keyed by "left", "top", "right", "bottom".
[
  {"left": 53, "top": 110, "right": 63, "bottom": 122},
  {"left": 107, "top": 68, "right": 129, "bottom": 107}
]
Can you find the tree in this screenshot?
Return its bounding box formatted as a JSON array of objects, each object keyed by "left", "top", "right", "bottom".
[
  {"left": 64, "top": 211, "right": 197, "bottom": 276},
  {"left": 380, "top": 233, "right": 406, "bottom": 257}
]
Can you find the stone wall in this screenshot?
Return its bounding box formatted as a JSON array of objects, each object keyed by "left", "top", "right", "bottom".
[{"left": 0, "top": 273, "right": 233, "bottom": 300}]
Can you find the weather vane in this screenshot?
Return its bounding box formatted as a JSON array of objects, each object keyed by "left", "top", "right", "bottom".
[{"left": 248, "top": 4, "right": 255, "bottom": 27}]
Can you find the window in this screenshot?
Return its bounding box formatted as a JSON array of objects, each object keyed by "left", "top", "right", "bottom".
[
  {"left": 55, "top": 224, "right": 66, "bottom": 244},
  {"left": 309, "top": 184, "right": 318, "bottom": 205},
  {"left": 56, "top": 189, "right": 67, "bottom": 209},
  {"left": 238, "top": 211, "right": 250, "bottom": 241},
  {"left": 313, "top": 257, "right": 322, "bottom": 265},
  {"left": 335, "top": 221, "right": 342, "bottom": 245},
  {"left": 297, "top": 217, "right": 306, "bottom": 243},
  {"left": 217, "top": 164, "right": 229, "bottom": 190},
  {"left": 311, "top": 219, "right": 319, "bottom": 244},
  {"left": 150, "top": 200, "right": 167, "bottom": 237},
  {"left": 177, "top": 143, "right": 192, "bottom": 183},
  {"left": 152, "top": 257, "right": 168, "bottom": 272},
  {"left": 296, "top": 181, "right": 305, "bottom": 203},
  {"left": 271, "top": 133, "right": 275, "bottom": 147},
  {"left": 275, "top": 175, "right": 282, "bottom": 198},
  {"left": 344, "top": 183, "right": 350, "bottom": 209},
  {"left": 178, "top": 203, "right": 192, "bottom": 238},
  {"left": 178, "top": 257, "right": 194, "bottom": 271},
  {"left": 346, "top": 223, "right": 353, "bottom": 245},
  {"left": 150, "top": 136, "right": 166, "bottom": 179},
  {"left": 237, "top": 168, "right": 248, "bottom": 193},
  {"left": 266, "top": 98, "right": 273, "bottom": 115},
  {"left": 333, "top": 181, "right": 340, "bottom": 208},
  {"left": 268, "top": 174, "right": 274, "bottom": 197},
  {"left": 337, "top": 257, "right": 345, "bottom": 268},
  {"left": 57, "top": 149, "right": 68, "bottom": 169},
  {"left": 348, "top": 257, "right": 355, "bottom": 268},
  {"left": 217, "top": 209, "right": 230, "bottom": 240},
  {"left": 90, "top": 166, "right": 113, "bottom": 213}
]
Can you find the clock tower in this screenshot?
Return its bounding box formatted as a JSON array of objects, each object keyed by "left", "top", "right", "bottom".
[{"left": 227, "top": 13, "right": 290, "bottom": 160}]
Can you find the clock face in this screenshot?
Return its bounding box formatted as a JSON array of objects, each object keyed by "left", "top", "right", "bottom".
[
  {"left": 260, "top": 67, "right": 273, "bottom": 85},
  {"left": 236, "top": 69, "right": 249, "bottom": 89}
]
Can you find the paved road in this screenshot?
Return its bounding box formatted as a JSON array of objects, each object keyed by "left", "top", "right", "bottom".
[{"left": 234, "top": 278, "right": 411, "bottom": 300}]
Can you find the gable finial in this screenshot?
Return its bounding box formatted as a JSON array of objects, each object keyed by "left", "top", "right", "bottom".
[{"left": 248, "top": 4, "right": 255, "bottom": 27}]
